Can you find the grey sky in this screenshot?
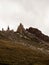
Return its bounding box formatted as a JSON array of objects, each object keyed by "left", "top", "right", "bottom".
[{"left": 0, "top": 0, "right": 49, "bottom": 35}]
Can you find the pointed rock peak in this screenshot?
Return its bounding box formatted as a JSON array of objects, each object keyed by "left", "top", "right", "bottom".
[
  {"left": 7, "top": 26, "right": 10, "bottom": 31},
  {"left": 2, "top": 28, "right": 4, "bottom": 31},
  {"left": 19, "top": 23, "right": 24, "bottom": 28},
  {"left": 17, "top": 23, "right": 25, "bottom": 34}
]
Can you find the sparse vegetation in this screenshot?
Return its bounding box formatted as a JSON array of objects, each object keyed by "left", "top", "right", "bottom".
[{"left": 0, "top": 40, "right": 49, "bottom": 65}]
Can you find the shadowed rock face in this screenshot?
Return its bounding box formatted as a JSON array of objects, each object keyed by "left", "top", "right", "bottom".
[
  {"left": 26, "top": 27, "right": 49, "bottom": 42},
  {"left": 16, "top": 24, "right": 49, "bottom": 43}
]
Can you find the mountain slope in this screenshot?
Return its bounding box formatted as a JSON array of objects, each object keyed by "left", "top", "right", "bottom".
[
  {"left": 0, "top": 40, "right": 49, "bottom": 65},
  {"left": 0, "top": 23, "right": 49, "bottom": 65}
]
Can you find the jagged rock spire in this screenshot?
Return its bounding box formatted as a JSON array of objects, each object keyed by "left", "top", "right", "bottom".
[
  {"left": 17, "top": 23, "right": 25, "bottom": 34},
  {"left": 2, "top": 28, "right": 4, "bottom": 31},
  {"left": 7, "top": 26, "right": 10, "bottom": 31}
]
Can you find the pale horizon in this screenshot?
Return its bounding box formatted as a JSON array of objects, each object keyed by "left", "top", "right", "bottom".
[{"left": 0, "top": 0, "right": 49, "bottom": 36}]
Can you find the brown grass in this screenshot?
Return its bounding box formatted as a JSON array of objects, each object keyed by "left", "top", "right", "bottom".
[{"left": 0, "top": 40, "right": 49, "bottom": 65}]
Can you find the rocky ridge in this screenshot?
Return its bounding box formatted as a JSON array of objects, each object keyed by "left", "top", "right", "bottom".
[
  {"left": 0, "top": 23, "right": 49, "bottom": 65},
  {"left": 0, "top": 23, "right": 49, "bottom": 44}
]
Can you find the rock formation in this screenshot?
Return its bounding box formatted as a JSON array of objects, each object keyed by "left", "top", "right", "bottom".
[
  {"left": 2, "top": 28, "right": 4, "bottom": 31},
  {"left": 17, "top": 23, "right": 25, "bottom": 34},
  {"left": 0, "top": 23, "right": 49, "bottom": 43},
  {"left": 7, "top": 26, "right": 10, "bottom": 31},
  {"left": 26, "top": 27, "right": 49, "bottom": 42}
]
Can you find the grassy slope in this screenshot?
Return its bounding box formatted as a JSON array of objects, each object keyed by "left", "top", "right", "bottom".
[{"left": 0, "top": 40, "right": 49, "bottom": 65}]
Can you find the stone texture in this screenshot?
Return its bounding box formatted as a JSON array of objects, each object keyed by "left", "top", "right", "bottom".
[{"left": 17, "top": 23, "right": 25, "bottom": 34}]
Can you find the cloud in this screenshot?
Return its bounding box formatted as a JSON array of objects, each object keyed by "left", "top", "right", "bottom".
[{"left": 0, "top": 0, "right": 49, "bottom": 35}]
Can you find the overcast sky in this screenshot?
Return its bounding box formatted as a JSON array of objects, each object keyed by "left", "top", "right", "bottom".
[{"left": 0, "top": 0, "right": 49, "bottom": 35}]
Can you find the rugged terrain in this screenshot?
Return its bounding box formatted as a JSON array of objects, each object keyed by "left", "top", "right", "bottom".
[{"left": 0, "top": 23, "right": 49, "bottom": 65}]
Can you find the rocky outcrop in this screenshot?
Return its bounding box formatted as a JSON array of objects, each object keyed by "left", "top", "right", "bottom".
[
  {"left": 7, "top": 26, "right": 10, "bottom": 31},
  {"left": 16, "top": 24, "right": 42, "bottom": 43},
  {"left": 0, "top": 23, "right": 49, "bottom": 43},
  {"left": 26, "top": 27, "right": 49, "bottom": 42},
  {"left": 17, "top": 23, "right": 25, "bottom": 34}
]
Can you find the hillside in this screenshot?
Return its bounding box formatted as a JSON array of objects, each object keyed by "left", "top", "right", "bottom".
[
  {"left": 0, "top": 23, "right": 49, "bottom": 65},
  {"left": 0, "top": 40, "right": 49, "bottom": 65}
]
